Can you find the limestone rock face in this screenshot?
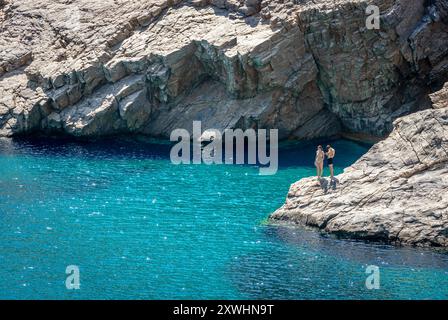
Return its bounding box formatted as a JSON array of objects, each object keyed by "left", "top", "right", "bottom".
[
  {"left": 0, "top": 0, "right": 447, "bottom": 138},
  {"left": 270, "top": 84, "right": 448, "bottom": 247}
]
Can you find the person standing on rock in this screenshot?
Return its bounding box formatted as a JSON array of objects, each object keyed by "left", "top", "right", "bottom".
[
  {"left": 314, "top": 145, "right": 325, "bottom": 180},
  {"left": 326, "top": 145, "right": 336, "bottom": 180}
]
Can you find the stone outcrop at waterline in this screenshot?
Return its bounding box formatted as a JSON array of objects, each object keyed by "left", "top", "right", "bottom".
[
  {"left": 1, "top": 0, "right": 447, "bottom": 139},
  {"left": 270, "top": 83, "right": 448, "bottom": 247},
  {"left": 1, "top": 0, "right": 448, "bottom": 246}
]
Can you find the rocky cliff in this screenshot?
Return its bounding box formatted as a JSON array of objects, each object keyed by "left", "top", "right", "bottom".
[
  {"left": 1, "top": 1, "right": 448, "bottom": 246},
  {"left": 1, "top": 0, "right": 447, "bottom": 139},
  {"left": 271, "top": 82, "right": 448, "bottom": 247}
]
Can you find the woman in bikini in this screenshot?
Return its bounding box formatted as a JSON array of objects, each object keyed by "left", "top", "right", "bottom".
[{"left": 314, "top": 145, "right": 324, "bottom": 179}]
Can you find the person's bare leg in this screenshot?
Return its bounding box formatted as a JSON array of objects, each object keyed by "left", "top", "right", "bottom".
[
  {"left": 319, "top": 163, "right": 323, "bottom": 178},
  {"left": 329, "top": 164, "right": 334, "bottom": 179}
]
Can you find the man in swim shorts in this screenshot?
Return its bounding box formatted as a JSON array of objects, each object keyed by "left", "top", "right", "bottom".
[{"left": 326, "top": 145, "right": 336, "bottom": 180}]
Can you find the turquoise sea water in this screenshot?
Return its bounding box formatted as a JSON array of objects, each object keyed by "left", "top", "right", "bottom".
[{"left": 0, "top": 137, "right": 447, "bottom": 300}]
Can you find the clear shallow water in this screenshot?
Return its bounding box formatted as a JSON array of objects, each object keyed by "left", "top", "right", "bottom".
[{"left": 0, "top": 137, "right": 447, "bottom": 300}]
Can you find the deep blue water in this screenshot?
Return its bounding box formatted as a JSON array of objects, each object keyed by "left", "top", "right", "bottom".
[{"left": 0, "top": 137, "right": 447, "bottom": 300}]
